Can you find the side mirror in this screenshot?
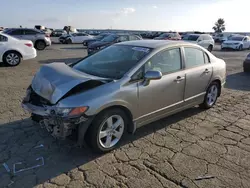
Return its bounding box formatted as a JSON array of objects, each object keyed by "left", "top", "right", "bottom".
[
  {"left": 197, "top": 39, "right": 202, "bottom": 42},
  {"left": 143, "top": 70, "right": 162, "bottom": 86}
]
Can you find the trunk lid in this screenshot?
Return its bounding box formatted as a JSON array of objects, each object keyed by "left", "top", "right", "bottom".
[{"left": 31, "top": 63, "right": 106, "bottom": 104}]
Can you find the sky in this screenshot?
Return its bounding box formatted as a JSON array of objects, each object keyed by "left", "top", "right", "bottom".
[{"left": 1, "top": 0, "right": 249, "bottom": 32}]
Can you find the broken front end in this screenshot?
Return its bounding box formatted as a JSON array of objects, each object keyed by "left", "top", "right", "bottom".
[{"left": 22, "top": 86, "right": 93, "bottom": 142}]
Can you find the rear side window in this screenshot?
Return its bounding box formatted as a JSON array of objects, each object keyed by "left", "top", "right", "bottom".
[
  {"left": 24, "top": 29, "right": 39, "bottom": 35},
  {"left": 9, "top": 29, "right": 24, "bottom": 35},
  {"left": 184, "top": 47, "right": 205, "bottom": 68},
  {"left": 0, "top": 35, "right": 8, "bottom": 42}
]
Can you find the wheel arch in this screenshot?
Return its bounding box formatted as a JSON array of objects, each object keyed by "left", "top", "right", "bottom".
[
  {"left": 88, "top": 104, "right": 135, "bottom": 134},
  {"left": 3, "top": 49, "right": 23, "bottom": 59},
  {"left": 34, "top": 39, "right": 46, "bottom": 45},
  {"left": 210, "top": 79, "right": 222, "bottom": 97}
]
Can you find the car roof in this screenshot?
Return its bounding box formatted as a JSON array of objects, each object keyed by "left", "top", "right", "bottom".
[{"left": 117, "top": 40, "right": 194, "bottom": 49}]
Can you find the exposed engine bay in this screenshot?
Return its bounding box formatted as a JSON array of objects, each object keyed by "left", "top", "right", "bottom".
[{"left": 22, "top": 62, "right": 111, "bottom": 141}]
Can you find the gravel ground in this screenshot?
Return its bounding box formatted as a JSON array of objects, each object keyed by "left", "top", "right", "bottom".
[{"left": 0, "top": 44, "right": 250, "bottom": 188}]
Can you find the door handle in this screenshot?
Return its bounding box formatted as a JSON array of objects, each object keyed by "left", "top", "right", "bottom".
[
  {"left": 204, "top": 69, "right": 210, "bottom": 73},
  {"left": 174, "top": 76, "right": 185, "bottom": 82}
]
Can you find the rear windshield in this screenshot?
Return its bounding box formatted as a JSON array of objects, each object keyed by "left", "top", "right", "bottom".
[{"left": 184, "top": 35, "right": 199, "bottom": 41}]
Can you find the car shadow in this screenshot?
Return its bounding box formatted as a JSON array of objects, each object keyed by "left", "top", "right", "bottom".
[
  {"left": 226, "top": 72, "right": 250, "bottom": 91},
  {"left": 60, "top": 47, "right": 86, "bottom": 50},
  {"left": 0, "top": 107, "right": 203, "bottom": 187},
  {"left": 39, "top": 58, "right": 82, "bottom": 65}
]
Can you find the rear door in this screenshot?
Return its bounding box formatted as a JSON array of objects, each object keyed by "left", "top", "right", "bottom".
[
  {"left": 0, "top": 35, "right": 8, "bottom": 61},
  {"left": 183, "top": 47, "right": 212, "bottom": 104},
  {"left": 22, "top": 29, "right": 38, "bottom": 43}
]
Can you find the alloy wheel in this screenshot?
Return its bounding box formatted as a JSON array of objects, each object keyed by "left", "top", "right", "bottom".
[
  {"left": 6, "top": 53, "right": 20, "bottom": 66},
  {"left": 98, "top": 115, "right": 125, "bottom": 148},
  {"left": 207, "top": 85, "right": 218, "bottom": 106}
]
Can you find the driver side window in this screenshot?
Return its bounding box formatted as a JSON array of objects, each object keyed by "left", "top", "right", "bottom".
[{"left": 145, "top": 48, "right": 182, "bottom": 75}]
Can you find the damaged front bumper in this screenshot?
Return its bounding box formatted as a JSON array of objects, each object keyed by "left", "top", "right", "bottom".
[{"left": 22, "top": 101, "right": 94, "bottom": 143}]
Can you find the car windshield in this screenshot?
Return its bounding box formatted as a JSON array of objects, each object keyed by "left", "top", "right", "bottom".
[
  {"left": 101, "top": 35, "right": 118, "bottom": 42},
  {"left": 184, "top": 35, "right": 199, "bottom": 41},
  {"left": 230, "top": 36, "right": 244, "bottom": 41},
  {"left": 73, "top": 45, "right": 151, "bottom": 79}
]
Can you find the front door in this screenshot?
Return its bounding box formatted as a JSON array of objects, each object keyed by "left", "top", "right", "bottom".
[
  {"left": 183, "top": 47, "right": 212, "bottom": 104},
  {"left": 22, "top": 29, "right": 37, "bottom": 43},
  {"left": 0, "top": 35, "right": 8, "bottom": 61},
  {"left": 136, "top": 48, "right": 185, "bottom": 126}
]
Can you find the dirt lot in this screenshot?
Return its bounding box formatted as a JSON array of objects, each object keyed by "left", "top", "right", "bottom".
[{"left": 0, "top": 44, "right": 250, "bottom": 188}]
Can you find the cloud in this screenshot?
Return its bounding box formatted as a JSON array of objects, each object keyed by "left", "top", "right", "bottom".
[
  {"left": 28, "top": 18, "right": 60, "bottom": 23},
  {"left": 152, "top": 5, "right": 158, "bottom": 9},
  {"left": 120, "top": 8, "right": 136, "bottom": 14}
]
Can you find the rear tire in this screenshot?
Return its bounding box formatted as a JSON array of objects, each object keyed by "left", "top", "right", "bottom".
[
  {"left": 208, "top": 45, "right": 213, "bottom": 52},
  {"left": 3, "top": 51, "right": 21, "bottom": 66},
  {"left": 35, "top": 41, "right": 46, "bottom": 50},
  {"left": 86, "top": 108, "right": 128, "bottom": 153},
  {"left": 244, "top": 67, "right": 250, "bottom": 72},
  {"left": 199, "top": 82, "right": 220, "bottom": 109},
  {"left": 66, "top": 38, "right": 72, "bottom": 44}
]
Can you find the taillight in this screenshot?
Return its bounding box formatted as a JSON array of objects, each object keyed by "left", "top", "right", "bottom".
[{"left": 25, "top": 43, "right": 32, "bottom": 47}]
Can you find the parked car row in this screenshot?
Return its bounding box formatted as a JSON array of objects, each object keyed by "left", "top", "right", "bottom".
[
  {"left": 87, "top": 33, "right": 142, "bottom": 55},
  {"left": 221, "top": 35, "right": 250, "bottom": 51}
]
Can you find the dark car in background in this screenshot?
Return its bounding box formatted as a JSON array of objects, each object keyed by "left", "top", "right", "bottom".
[
  {"left": 154, "top": 32, "right": 181, "bottom": 40},
  {"left": 3, "top": 28, "right": 51, "bottom": 50},
  {"left": 83, "top": 33, "right": 110, "bottom": 47},
  {"left": 243, "top": 53, "right": 250, "bottom": 72},
  {"left": 87, "top": 34, "right": 142, "bottom": 55}
]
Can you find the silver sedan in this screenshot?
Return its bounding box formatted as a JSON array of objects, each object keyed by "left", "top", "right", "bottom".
[{"left": 22, "top": 40, "right": 226, "bottom": 153}]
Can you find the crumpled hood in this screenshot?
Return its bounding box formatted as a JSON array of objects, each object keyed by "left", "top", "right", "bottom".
[
  {"left": 223, "top": 40, "right": 242, "bottom": 44},
  {"left": 31, "top": 63, "right": 105, "bottom": 104}
]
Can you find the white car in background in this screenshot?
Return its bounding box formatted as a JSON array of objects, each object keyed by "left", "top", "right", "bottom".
[
  {"left": 65, "top": 32, "right": 94, "bottom": 44},
  {"left": 182, "top": 34, "right": 214, "bottom": 52},
  {"left": 221, "top": 35, "right": 250, "bottom": 51},
  {"left": 0, "top": 33, "right": 36, "bottom": 66}
]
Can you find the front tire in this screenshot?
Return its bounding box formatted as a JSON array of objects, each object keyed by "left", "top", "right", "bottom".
[
  {"left": 3, "top": 51, "right": 21, "bottom": 66},
  {"left": 86, "top": 108, "right": 128, "bottom": 153},
  {"left": 199, "top": 82, "right": 220, "bottom": 109},
  {"left": 238, "top": 44, "right": 243, "bottom": 51}
]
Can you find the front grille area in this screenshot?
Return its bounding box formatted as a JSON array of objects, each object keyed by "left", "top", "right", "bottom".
[{"left": 29, "top": 88, "right": 52, "bottom": 106}]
